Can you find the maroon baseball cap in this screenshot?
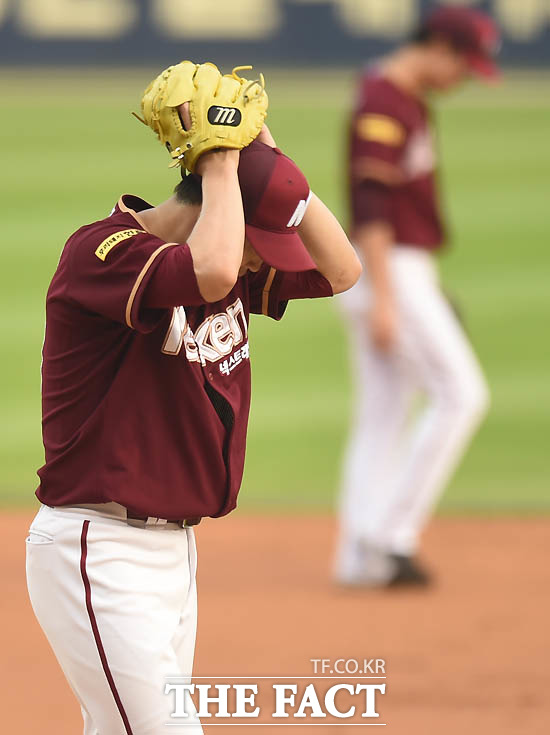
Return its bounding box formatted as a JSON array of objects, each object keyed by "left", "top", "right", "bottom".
[
  {"left": 238, "top": 140, "right": 316, "bottom": 272},
  {"left": 423, "top": 6, "right": 501, "bottom": 80}
]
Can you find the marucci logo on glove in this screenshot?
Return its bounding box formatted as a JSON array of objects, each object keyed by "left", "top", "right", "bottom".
[{"left": 208, "top": 106, "right": 242, "bottom": 126}]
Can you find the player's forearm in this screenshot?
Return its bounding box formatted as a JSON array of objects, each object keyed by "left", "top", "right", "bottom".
[
  {"left": 297, "top": 193, "right": 362, "bottom": 294},
  {"left": 187, "top": 152, "right": 244, "bottom": 302},
  {"left": 356, "top": 221, "right": 394, "bottom": 303}
]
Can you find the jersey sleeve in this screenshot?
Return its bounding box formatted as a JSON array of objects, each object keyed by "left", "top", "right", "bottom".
[
  {"left": 349, "top": 75, "right": 410, "bottom": 230},
  {"left": 350, "top": 76, "right": 409, "bottom": 174},
  {"left": 248, "top": 265, "right": 333, "bottom": 321},
  {"left": 66, "top": 224, "right": 204, "bottom": 333}
]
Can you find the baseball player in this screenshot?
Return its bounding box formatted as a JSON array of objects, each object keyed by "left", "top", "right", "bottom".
[
  {"left": 335, "top": 8, "right": 500, "bottom": 587},
  {"left": 26, "top": 61, "right": 361, "bottom": 734}
]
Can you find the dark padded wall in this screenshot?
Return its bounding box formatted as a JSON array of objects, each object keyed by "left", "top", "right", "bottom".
[{"left": 1, "top": 0, "right": 549, "bottom": 66}]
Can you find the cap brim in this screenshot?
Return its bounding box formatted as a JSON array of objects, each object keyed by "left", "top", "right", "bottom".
[
  {"left": 245, "top": 224, "right": 317, "bottom": 273},
  {"left": 467, "top": 53, "right": 501, "bottom": 81}
]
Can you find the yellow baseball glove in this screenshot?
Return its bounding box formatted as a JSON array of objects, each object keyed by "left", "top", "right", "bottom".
[{"left": 135, "top": 60, "right": 268, "bottom": 173}]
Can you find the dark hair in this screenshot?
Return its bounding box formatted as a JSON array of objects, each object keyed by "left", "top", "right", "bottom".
[
  {"left": 410, "top": 25, "right": 463, "bottom": 52},
  {"left": 174, "top": 173, "right": 203, "bottom": 205},
  {"left": 411, "top": 26, "right": 433, "bottom": 45}
]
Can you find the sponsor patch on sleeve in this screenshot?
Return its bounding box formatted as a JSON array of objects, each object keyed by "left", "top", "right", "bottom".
[
  {"left": 357, "top": 114, "right": 405, "bottom": 146},
  {"left": 94, "top": 229, "right": 145, "bottom": 261}
]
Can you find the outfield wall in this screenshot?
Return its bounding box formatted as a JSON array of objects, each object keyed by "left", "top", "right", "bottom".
[{"left": 1, "top": 0, "right": 550, "bottom": 66}]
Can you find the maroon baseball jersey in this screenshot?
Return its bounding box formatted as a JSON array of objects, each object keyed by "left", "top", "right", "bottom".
[
  {"left": 37, "top": 195, "right": 332, "bottom": 519},
  {"left": 348, "top": 67, "right": 445, "bottom": 249}
]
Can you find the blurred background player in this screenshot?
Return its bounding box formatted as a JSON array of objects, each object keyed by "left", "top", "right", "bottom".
[{"left": 335, "top": 7, "right": 500, "bottom": 587}]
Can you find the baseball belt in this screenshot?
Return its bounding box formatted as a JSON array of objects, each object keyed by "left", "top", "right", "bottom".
[
  {"left": 59, "top": 502, "right": 201, "bottom": 529},
  {"left": 126, "top": 511, "right": 202, "bottom": 529}
]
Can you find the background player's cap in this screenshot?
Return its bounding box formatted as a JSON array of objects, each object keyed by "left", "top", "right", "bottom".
[
  {"left": 238, "top": 140, "right": 316, "bottom": 272},
  {"left": 423, "top": 6, "right": 501, "bottom": 80}
]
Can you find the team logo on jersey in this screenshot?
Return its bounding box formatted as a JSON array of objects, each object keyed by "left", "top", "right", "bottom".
[
  {"left": 162, "top": 298, "right": 249, "bottom": 376},
  {"left": 207, "top": 106, "right": 242, "bottom": 127},
  {"left": 94, "top": 229, "right": 145, "bottom": 261},
  {"left": 403, "top": 129, "right": 436, "bottom": 178}
]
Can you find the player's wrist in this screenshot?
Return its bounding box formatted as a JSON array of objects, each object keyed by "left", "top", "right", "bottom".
[
  {"left": 372, "top": 290, "right": 394, "bottom": 308},
  {"left": 195, "top": 149, "right": 240, "bottom": 177}
]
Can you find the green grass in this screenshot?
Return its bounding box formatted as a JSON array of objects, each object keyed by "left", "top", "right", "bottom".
[{"left": 0, "top": 68, "right": 548, "bottom": 512}]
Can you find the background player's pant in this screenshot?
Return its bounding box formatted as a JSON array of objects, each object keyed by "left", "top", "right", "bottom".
[
  {"left": 26, "top": 504, "right": 202, "bottom": 735},
  {"left": 335, "top": 247, "right": 489, "bottom": 579}
]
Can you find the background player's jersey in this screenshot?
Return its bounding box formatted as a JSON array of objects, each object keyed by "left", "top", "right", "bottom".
[
  {"left": 348, "top": 67, "right": 445, "bottom": 248},
  {"left": 37, "top": 195, "right": 332, "bottom": 520}
]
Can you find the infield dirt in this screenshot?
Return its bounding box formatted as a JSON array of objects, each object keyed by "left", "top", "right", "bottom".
[{"left": 2, "top": 512, "right": 549, "bottom": 734}]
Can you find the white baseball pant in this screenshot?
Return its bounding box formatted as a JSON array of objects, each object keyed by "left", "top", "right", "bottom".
[
  {"left": 26, "top": 504, "right": 202, "bottom": 734},
  {"left": 335, "top": 246, "right": 489, "bottom": 580}
]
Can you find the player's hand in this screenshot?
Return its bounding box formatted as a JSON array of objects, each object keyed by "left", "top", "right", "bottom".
[
  {"left": 257, "top": 124, "right": 277, "bottom": 148},
  {"left": 369, "top": 299, "right": 398, "bottom": 352},
  {"left": 178, "top": 101, "right": 192, "bottom": 131}
]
